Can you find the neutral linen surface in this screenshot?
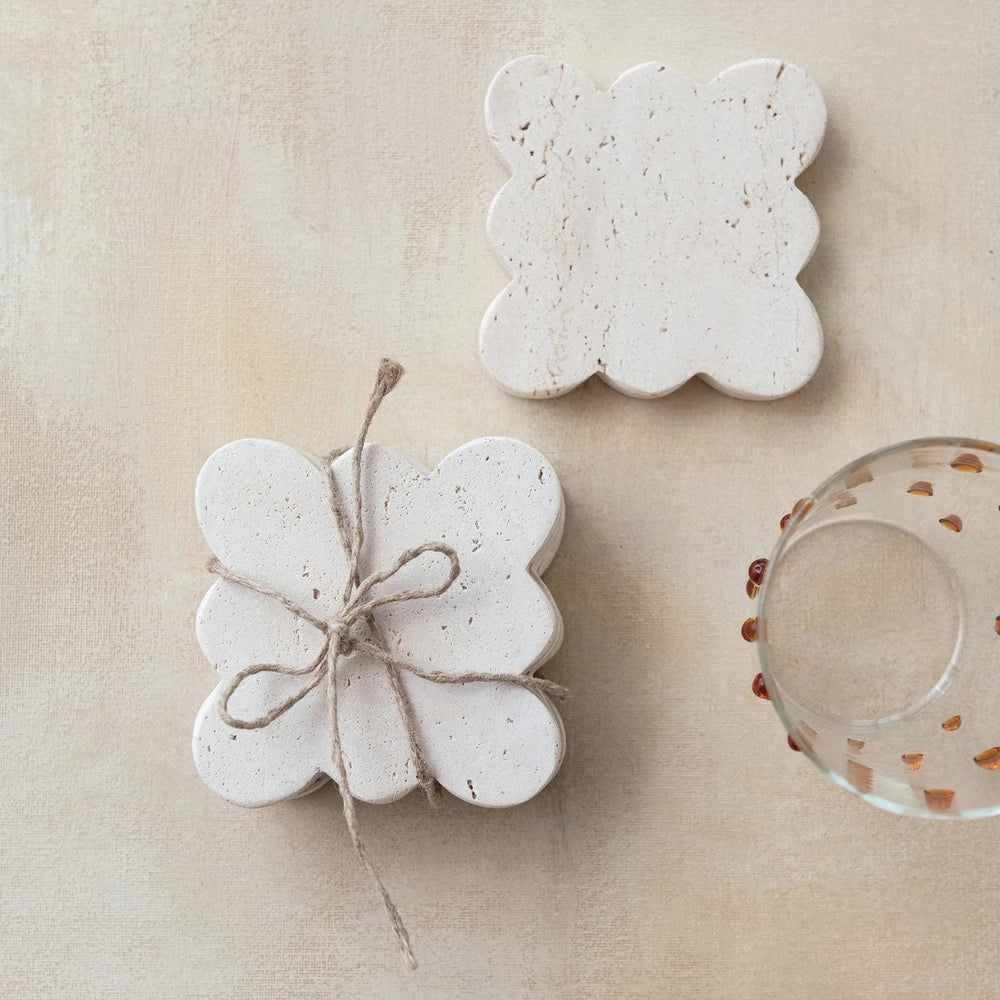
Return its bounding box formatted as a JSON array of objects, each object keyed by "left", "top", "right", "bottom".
[{"left": 3, "top": 2, "right": 999, "bottom": 997}]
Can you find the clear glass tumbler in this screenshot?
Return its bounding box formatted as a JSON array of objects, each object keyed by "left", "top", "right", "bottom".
[{"left": 756, "top": 438, "right": 1000, "bottom": 819}]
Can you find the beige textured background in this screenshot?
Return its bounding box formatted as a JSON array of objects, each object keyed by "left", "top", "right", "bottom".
[{"left": 3, "top": 1, "right": 1000, "bottom": 997}]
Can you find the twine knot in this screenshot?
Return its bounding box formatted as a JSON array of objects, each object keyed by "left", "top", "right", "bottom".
[{"left": 333, "top": 624, "right": 354, "bottom": 658}]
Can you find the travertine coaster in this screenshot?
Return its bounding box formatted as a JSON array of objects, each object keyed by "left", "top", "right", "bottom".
[
  {"left": 193, "top": 436, "right": 565, "bottom": 809},
  {"left": 481, "top": 56, "right": 826, "bottom": 400}
]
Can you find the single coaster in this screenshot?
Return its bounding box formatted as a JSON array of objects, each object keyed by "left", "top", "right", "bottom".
[
  {"left": 193, "top": 436, "right": 565, "bottom": 809},
  {"left": 481, "top": 56, "right": 826, "bottom": 400}
]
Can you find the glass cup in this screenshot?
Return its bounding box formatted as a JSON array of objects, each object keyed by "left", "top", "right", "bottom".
[{"left": 755, "top": 438, "right": 1000, "bottom": 819}]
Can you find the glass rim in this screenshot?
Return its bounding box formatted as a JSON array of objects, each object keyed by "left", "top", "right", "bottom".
[{"left": 756, "top": 435, "right": 1000, "bottom": 820}]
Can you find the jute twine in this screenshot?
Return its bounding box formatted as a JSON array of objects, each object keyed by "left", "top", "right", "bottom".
[{"left": 207, "top": 359, "right": 568, "bottom": 969}]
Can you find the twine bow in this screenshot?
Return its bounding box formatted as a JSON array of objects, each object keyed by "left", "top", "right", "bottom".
[{"left": 206, "top": 359, "right": 568, "bottom": 970}]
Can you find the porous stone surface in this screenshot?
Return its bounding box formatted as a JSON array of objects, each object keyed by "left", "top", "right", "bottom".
[
  {"left": 194, "top": 437, "right": 565, "bottom": 809},
  {"left": 481, "top": 56, "right": 826, "bottom": 400}
]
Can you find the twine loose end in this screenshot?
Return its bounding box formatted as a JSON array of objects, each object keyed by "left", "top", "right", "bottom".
[
  {"left": 399, "top": 933, "right": 418, "bottom": 971},
  {"left": 538, "top": 680, "right": 570, "bottom": 703},
  {"left": 375, "top": 357, "right": 405, "bottom": 398}
]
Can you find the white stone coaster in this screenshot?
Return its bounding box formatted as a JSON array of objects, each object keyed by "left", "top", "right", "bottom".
[
  {"left": 193, "top": 437, "right": 565, "bottom": 809},
  {"left": 481, "top": 56, "right": 826, "bottom": 400}
]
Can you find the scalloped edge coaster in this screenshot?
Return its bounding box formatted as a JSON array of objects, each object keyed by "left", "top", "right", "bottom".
[
  {"left": 193, "top": 436, "right": 566, "bottom": 810},
  {"left": 481, "top": 55, "right": 826, "bottom": 400}
]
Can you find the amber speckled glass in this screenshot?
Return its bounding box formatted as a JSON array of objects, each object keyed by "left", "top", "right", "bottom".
[{"left": 756, "top": 438, "right": 1000, "bottom": 819}]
